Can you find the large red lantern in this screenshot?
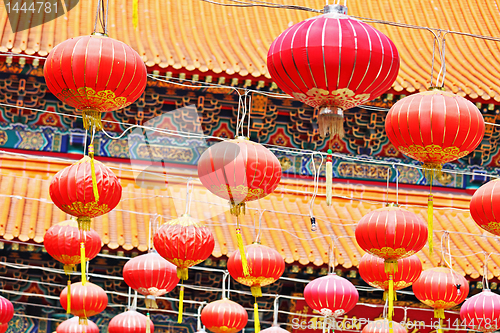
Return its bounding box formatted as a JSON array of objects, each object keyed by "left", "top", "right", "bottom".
[
  {"left": 56, "top": 317, "right": 99, "bottom": 333},
  {"left": 359, "top": 254, "right": 422, "bottom": 300},
  {"left": 362, "top": 320, "right": 407, "bottom": 333},
  {"left": 228, "top": 243, "right": 285, "bottom": 332},
  {"left": 108, "top": 310, "right": 155, "bottom": 333},
  {"left": 123, "top": 252, "right": 179, "bottom": 309},
  {"left": 44, "top": 219, "right": 102, "bottom": 274},
  {"left": 304, "top": 274, "right": 358, "bottom": 319},
  {"left": 60, "top": 282, "right": 108, "bottom": 324},
  {"left": 470, "top": 179, "right": 500, "bottom": 236},
  {"left": 44, "top": 35, "right": 147, "bottom": 131},
  {"left": 200, "top": 299, "right": 248, "bottom": 333},
  {"left": 460, "top": 289, "right": 500, "bottom": 333},
  {"left": 0, "top": 296, "right": 13, "bottom": 329},
  {"left": 267, "top": 4, "right": 399, "bottom": 138},
  {"left": 413, "top": 267, "right": 468, "bottom": 324}
]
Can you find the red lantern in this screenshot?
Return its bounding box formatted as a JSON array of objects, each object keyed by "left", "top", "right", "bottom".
[
  {"left": 267, "top": 4, "right": 399, "bottom": 138},
  {"left": 123, "top": 252, "right": 179, "bottom": 309},
  {"left": 304, "top": 274, "right": 358, "bottom": 317},
  {"left": 359, "top": 254, "right": 422, "bottom": 299},
  {"left": 153, "top": 215, "right": 215, "bottom": 281},
  {"left": 201, "top": 299, "right": 248, "bottom": 333},
  {"left": 413, "top": 267, "right": 468, "bottom": 321},
  {"left": 260, "top": 326, "right": 289, "bottom": 333},
  {"left": 60, "top": 282, "right": 108, "bottom": 324},
  {"left": 460, "top": 289, "right": 500, "bottom": 333},
  {"left": 44, "top": 219, "right": 102, "bottom": 273},
  {"left": 44, "top": 35, "right": 147, "bottom": 131},
  {"left": 56, "top": 317, "right": 99, "bottom": 333},
  {"left": 0, "top": 323, "right": 8, "bottom": 333},
  {"left": 362, "top": 320, "right": 407, "bottom": 333},
  {"left": 0, "top": 296, "right": 13, "bottom": 327},
  {"left": 108, "top": 310, "right": 155, "bottom": 333},
  {"left": 470, "top": 179, "right": 500, "bottom": 236}
]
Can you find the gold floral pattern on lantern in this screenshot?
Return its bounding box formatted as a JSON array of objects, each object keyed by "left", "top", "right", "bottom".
[
  {"left": 421, "top": 299, "right": 459, "bottom": 309},
  {"left": 209, "top": 184, "right": 265, "bottom": 201},
  {"left": 61, "top": 202, "right": 111, "bottom": 219},
  {"left": 293, "top": 88, "right": 371, "bottom": 109},
  {"left": 369, "top": 280, "right": 413, "bottom": 290},
  {"left": 235, "top": 276, "right": 278, "bottom": 288},
  {"left": 482, "top": 221, "right": 500, "bottom": 236},
  {"left": 57, "top": 87, "right": 130, "bottom": 112},
  {"left": 398, "top": 144, "right": 469, "bottom": 165},
  {"left": 368, "top": 247, "right": 414, "bottom": 259},
  {"left": 169, "top": 258, "right": 205, "bottom": 269}
]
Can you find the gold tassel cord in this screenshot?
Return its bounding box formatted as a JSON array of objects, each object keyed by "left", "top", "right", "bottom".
[
  {"left": 438, "top": 318, "right": 443, "bottom": 333},
  {"left": 80, "top": 242, "right": 86, "bottom": 285},
  {"left": 326, "top": 149, "right": 333, "bottom": 206},
  {"left": 145, "top": 296, "right": 158, "bottom": 309},
  {"left": 388, "top": 277, "right": 394, "bottom": 321},
  {"left": 235, "top": 214, "right": 250, "bottom": 276},
  {"left": 77, "top": 217, "right": 91, "bottom": 232},
  {"left": 254, "top": 301, "right": 261, "bottom": 333},
  {"left": 146, "top": 312, "right": 151, "bottom": 333},
  {"left": 251, "top": 286, "right": 262, "bottom": 298},
  {"left": 67, "top": 280, "right": 71, "bottom": 314},
  {"left": 88, "top": 145, "right": 100, "bottom": 203},
  {"left": 178, "top": 285, "right": 184, "bottom": 323},
  {"left": 64, "top": 264, "right": 75, "bottom": 275},
  {"left": 177, "top": 267, "right": 189, "bottom": 281},
  {"left": 389, "top": 319, "right": 394, "bottom": 333},
  {"left": 82, "top": 110, "right": 103, "bottom": 131},
  {"left": 133, "top": 0, "right": 138, "bottom": 29}
]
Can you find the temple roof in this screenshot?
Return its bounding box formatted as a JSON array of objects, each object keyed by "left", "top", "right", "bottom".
[
  {"left": 0, "top": 153, "right": 496, "bottom": 279},
  {"left": 2, "top": 0, "right": 500, "bottom": 102}
]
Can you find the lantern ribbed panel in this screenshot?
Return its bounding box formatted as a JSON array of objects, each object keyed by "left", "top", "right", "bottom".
[
  {"left": 44, "top": 220, "right": 102, "bottom": 267},
  {"left": 227, "top": 243, "right": 285, "bottom": 288},
  {"left": 355, "top": 207, "right": 427, "bottom": 260},
  {"left": 49, "top": 156, "right": 122, "bottom": 219},
  {"left": 123, "top": 252, "right": 179, "bottom": 297},
  {"left": 108, "top": 310, "right": 155, "bottom": 333},
  {"left": 385, "top": 90, "right": 485, "bottom": 166},
  {"left": 470, "top": 179, "right": 500, "bottom": 236},
  {"left": 362, "top": 320, "right": 407, "bottom": 333},
  {"left": 43, "top": 35, "right": 147, "bottom": 113},
  {"left": 303, "top": 274, "right": 359, "bottom": 317},
  {"left": 200, "top": 299, "right": 248, "bottom": 333},
  {"left": 56, "top": 317, "right": 99, "bottom": 333},
  {"left": 413, "top": 267, "right": 468, "bottom": 311},
  {"left": 460, "top": 289, "right": 500, "bottom": 333},
  {"left": 197, "top": 139, "right": 282, "bottom": 204},
  {"left": 59, "top": 282, "right": 108, "bottom": 318},
  {"left": 0, "top": 323, "right": 8, "bottom": 333},
  {"left": 0, "top": 296, "right": 13, "bottom": 324},
  {"left": 260, "top": 326, "right": 289, "bottom": 333},
  {"left": 267, "top": 12, "right": 399, "bottom": 110},
  {"left": 153, "top": 215, "right": 215, "bottom": 273},
  {"left": 359, "top": 254, "right": 422, "bottom": 291}
]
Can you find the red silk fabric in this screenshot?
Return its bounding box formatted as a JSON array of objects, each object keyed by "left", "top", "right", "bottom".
[
  {"left": 303, "top": 274, "right": 358, "bottom": 317},
  {"left": 385, "top": 90, "right": 485, "bottom": 166},
  {"left": 123, "top": 252, "right": 179, "bottom": 297},
  {"left": 49, "top": 156, "right": 122, "bottom": 219},
  {"left": 361, "top": 319, "right": 407, "bottom": 333},
  {"left": 44, "top": 35, "right": 147, "bottom": 113},
  {"left": 59, "top": 282, "right": 108, "bottom": 318},
  {"left": 267, "top": 11, "right": 399, "bottom": 110},
  {"left": 470, "top": 179, "right": 500, "bottom": 236},
  {"left": 0, "top": 296, "right": 13, "bottom": 325},
  {"left": 201, "top": 299, "right": 248, "bottom": 333},
  {"left": 44, "top": 220, "right": 102, "bottom": 266},
  {"left": 359, "top": 254, "right": 422, "bottom": 291},
  {"left": 108, "top": 310, "right": 155, "bottom": 333},
  {"left": 56, "top": 317, "right": 99, "bottom": 333},
  {"left": 460, "top": 289, "right": 500, "bottom": 333},
  {"left": 355, "top": 206, "right": 427, "bottom": 260}
]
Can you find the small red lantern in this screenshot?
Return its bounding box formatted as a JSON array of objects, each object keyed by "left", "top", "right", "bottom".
[
  {"left": 44, "top": 219, "right": 102, "bottom": 274},
  {"left": 460, "top": 289, "right": 500, "bottom": 333},
  {"left": 201, "top": 299, "right": 248, "bottom": 333},
  {"left": 359, "top": 254, "right": 422, "bottom": 300},
  {"left": 60, "top": 282, "right": 108, "bottom": 324},
  {"left": 470, "top": 179, "right": 500, "bottom": 236},
  {"left": 123, "top": 252, "right": 179, "bottom": 309},
  {"left": 267, "top": 4, "right": 400, "bottom": 138},
  {"left": 413, "top": 267, "right": 468, "bottom": 321},
  {"left": 362, "top": 320, "right": 407, "bottom": 333},
  {"left": 0, "top": 296, "right": 13, "bottom": 328},
  {"left": 108, "top": 310, "right": 155, "bottom": 333},
  {"left": 56, "top": 317, "right": 99, "bottom": 333},
  {"left": 44, "top": 35, "right": 147, "bottom": 131},
  {"left": 304, "top": 274, "right": 358, "bottom": 317}
]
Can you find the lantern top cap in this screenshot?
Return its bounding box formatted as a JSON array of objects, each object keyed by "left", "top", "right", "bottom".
[{"left": 323, "top": 4, "right": 348, "bottom": 15}]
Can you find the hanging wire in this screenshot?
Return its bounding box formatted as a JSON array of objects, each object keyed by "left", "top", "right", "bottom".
[
  {"left": 197, "top": 302, "right": 207, "bottom": 331},
  {"left": 328, "top": 236, "right": 337, "bottom": 274},
  {"left": 385, "top": 167, "right": 390, "bottom": 204},
  {"left": 184, "top": 178, "right": 194, "bottom": 216},
  {"left": 273, "top": 296, "right": 280, "bottom": 326},
  {"left": 93, "top": 0, "right": 102, "bottom": 33},
  {"left": 255, "top": 209, "right": 266, "bottom": 243},
  {"left": 394, "top": 165, "right": 399, "bottom": 205},
  {"left": 482, "top": 252, "right": 492, "bottom": 289},
  {"left": 246, "top": 92, "right": 252, "bottom": 139}
]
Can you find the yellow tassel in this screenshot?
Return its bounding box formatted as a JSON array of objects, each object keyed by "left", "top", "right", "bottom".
[
  {"left": 77, "top": 217, "right": 91, "bottom": 231},
  {"left": 438, "top": 318, "right": 443, "bottom": 333},
  {"left": 64, "top": 264, "right": 75, "bottom": 275},
  {"left": 67, "top": 280, "right": 71, "bottom": 314},
  {"left": 79, "top": 317, "right": 88, "bottom": 326},
  {"left": 145, "top": 296, "right": 158, "bottom": 309},
  {"left": 388, "top": 277, "right": 394, "bottom": 321},
  {"left": 251, "top": 286, "right": 262, "bottom": 298},
  {"left": 382, "top": 290, "right": 397, "bottom": 301},
  {"left": 384, "top": 259, "right": 398, "bottom": 274},
  {"left": 434, "top": 308, "right": 445, "bottom": 319},
  {"left": 177, "top": 285, "right": 184, "bottom": 323},
  {"left": 177, "top": 267, "right": 189, "bottom": 281},
  {"left": 236, "top": 227, "right": 250, "bottom": 276},
  {"left": 80, "top": 242, "right": 86, "bottom": 285},
  {"left": 82, "top": 110, "right": 103, "bottom": 131},
  {"left": 389, "top": 319, "right": 394, "bottom": 333},
  {"left": 146, "top": 313, "right": 151, "bottom": 333},
  {"left": 133, "top": 0, "right": 138, "bottom": 29},
  {"left": 428, "top": 194, "right": 434, "bottom": 255},
  {"left": 254, "top": 301, "right": 261, "bottom": 333},
  {"left": 326, "top": 149, "right": 333, "bottom": 206},
  {"left": 88, "top": 145, "right": 100, "bottom": 203}
]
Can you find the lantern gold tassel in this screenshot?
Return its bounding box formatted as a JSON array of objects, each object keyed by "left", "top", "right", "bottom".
[
  {"left": 82, "top": 110, "right": 103, "bottom": 131},
  {"left": 67, "top": 279, "right": 71, "bottom": 314},
  {"left": 145, "top": 296, "right": 158, "bottom": 309},
  {"left": 236, "top": 227, "right": 250, "bottom": 276},
  {"left": 389, "top": 319, "right": 394, "bottom": 333},
  {"left": 64, "top": 264, "right": 75, "bottom": 275},
  {"left": 79, "top": 317, "right": 88, "bottom": 326},
  {"left": 80, "top": 242, "right": 86, "bottom": 285},
  {"left": 251, "top": 286, "right": 262, "bottom": 298},
  {"left": 133, "top": 0, "right": 138, "bottom": 29},
  {"left": 77, "top": 217, "right": 91, "bottom": 232},
  {"left": 88, "top": 145, "right": 100, "bottom": 203},
  {"left": 428, "top": 193, "right": 434, "bottom": 255},
  {"left": 177, "top": 267, "right": 188, "bottom": 281},
  {"left": 177, "top": 285, "right": 184, "bottom": 323},
  {"left": 254, "top": 301, "right": 261, "bottom": 333},
  {"left": 383, "top": 290, "right": 397, "bottom": 301},
  {"left": 388, "top": 277, "right": 394, "bottom": 321},
  {"left": 318, "top": 107, "right": 344, "bottom": 139},
  {"left": 146, "top": 312, "right": 151, "bottom": 333},
  {"left": 326, "top": 149, "right": 333, "bottom": 206}
]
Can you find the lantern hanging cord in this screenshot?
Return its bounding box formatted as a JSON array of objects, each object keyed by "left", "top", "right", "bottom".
[
  {"left": 435, "top": 32, "right": 448, "bottom": 88},
  {"left": 199, "top": 0, "right": 322, "bottom": 13},
  {"left": 184, "top": 178, "right": 194, "bottom": 216},
  {"left": 386, "top": 167, "right": 390, "bottom": 205},
  {"left": 308, "top": 152, "right": 324, "bottom": 218},
  {"left": 273, "top": 296, "right": 280, "bottom": 326},
  {"left": 440, "top": 231, "right": 459, "bottom": 288},
  {"left": 197, "top": 302, "right": 207, "bottom": 331},
  {"left": 255, "top": 209, "right": 266, "bottom": 243},
  {"left": 394, "top": 165, "right": 399, "bottom": 205},
  {"left": 222, "top": 271, "right": 229, "bottom": 299},
  {"left": 328, "top": 236, "right": 337, "bottom": 274},
  {"left": 482, "top": 252, "right": 492, "bottom": 290}
]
